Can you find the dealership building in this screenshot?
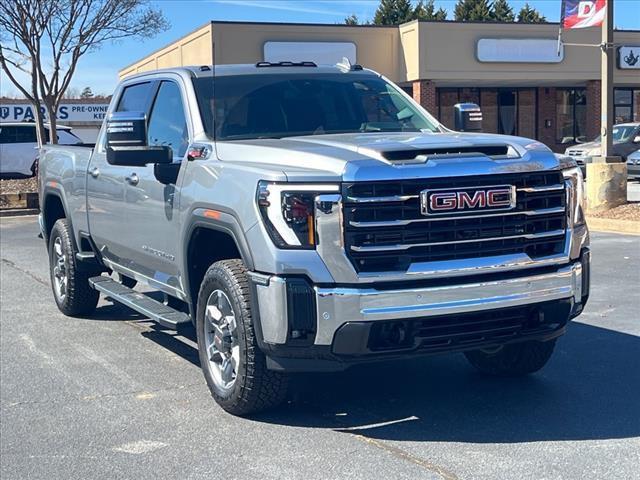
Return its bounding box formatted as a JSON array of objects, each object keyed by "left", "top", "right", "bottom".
[{"left": 120, "top": 20, "right": 640, "bottom": 152}]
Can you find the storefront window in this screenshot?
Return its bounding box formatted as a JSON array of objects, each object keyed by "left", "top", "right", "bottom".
[
  {"left": 437, "top": 87, "right": 535, "bottom": 138},
  {"left": 556, "top": 88, "right": 587, "bottom": 144},
  {"left": 614, "top": 88, "right": 640, "bottom": 123},
  {"left": 437, "top": 88, "right": 460, "bottom": 129}
]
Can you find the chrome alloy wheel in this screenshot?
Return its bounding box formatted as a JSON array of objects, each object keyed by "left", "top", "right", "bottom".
[
  {"left": 204, "top": 289, "right": 240, "bottom": 390},
  {"left": 52, "top": 236, "right": 68, "bottom": 301}
]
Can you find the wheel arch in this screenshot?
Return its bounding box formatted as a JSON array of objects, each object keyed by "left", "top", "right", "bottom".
[
  {"left": 41, "top": 190, "right": 69, "bottom": 245},
  {"left": 183, "top": 210, "right": 255, "bottom": 316}
]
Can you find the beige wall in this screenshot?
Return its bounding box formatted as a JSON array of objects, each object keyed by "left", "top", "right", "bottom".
[
  {"left": 211, "top": 22, "right": 402, "bottom": 81},
  {"left": 119, "top": 21, "right": 640, "bottom": 87},
  {"left": 119, "top": 23, "right": 213, "bottom": 79},
  {"left": 416, "top": 21, "right": 640, "bottom": 86}
]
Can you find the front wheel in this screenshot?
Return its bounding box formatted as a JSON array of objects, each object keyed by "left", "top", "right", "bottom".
[
  {"left": 196, "top": 259, "right": 288, "bottom": 415},
  {"left": 48, "top": 219, "right": 99, "bottom": 316},
  {"left": 464, "top": 339, "right": 557, "bottom": 376}
]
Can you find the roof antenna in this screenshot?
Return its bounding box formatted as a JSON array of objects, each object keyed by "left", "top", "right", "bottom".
[
  {"left": 336, "top": 56, "right": 352, "bottom": 71},
  {"left": 336, "top": 56, "right": 363, "bottom": 72}
]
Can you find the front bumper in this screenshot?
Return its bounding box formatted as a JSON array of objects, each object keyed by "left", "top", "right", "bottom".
[
  {"left": 249, "top": 251, "right": 590, "bottom": 371},
  {"left": 627, "top": 163, "right": 640, "bottom": 178}
]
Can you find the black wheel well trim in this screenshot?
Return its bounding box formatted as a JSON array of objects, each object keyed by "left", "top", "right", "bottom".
[
  {"left": 41, "top": 188, "right": 72, "bottom": 245},
  {"left": 182, "top": 211, "right": 255, "bottom": 317}
]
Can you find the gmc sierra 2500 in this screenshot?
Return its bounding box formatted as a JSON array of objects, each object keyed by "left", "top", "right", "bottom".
[{"left": 39, "top": 62, "right": 590, "bottom": 415}]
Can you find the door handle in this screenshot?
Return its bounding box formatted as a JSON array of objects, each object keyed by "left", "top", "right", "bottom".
[
  {"left": 89, "top": 167, "right": 100, "bottom": 178},
  {"left": 125, "top": 173, "right": 139, "bottom": 186}
]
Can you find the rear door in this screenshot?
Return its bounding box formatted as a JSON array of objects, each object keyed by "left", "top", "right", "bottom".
[
  {"left": 86, "top": 81, "right": 156, "bottom": 266},
  {"left": 0, "top": 125, "right": 38, "bottom": 176},
  {"left": 122, "top": 79, "right": 190, "bottom": 295}
]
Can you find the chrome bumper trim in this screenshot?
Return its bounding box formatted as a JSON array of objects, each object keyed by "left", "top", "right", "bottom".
[
  {"left": 350, "top": 229, "right": 566, "bottom": 253},
  {"left": 518, "top": 184, "right": 564, "bottom": 193},
  {"left": 348, "top": 206, "right": 566, "bottom": 228},
  {"left": 312, "top": 262, "right": 582, "bottom": 345}
]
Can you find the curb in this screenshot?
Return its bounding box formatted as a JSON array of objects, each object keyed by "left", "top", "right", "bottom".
[
  {"left": 0, "top": 208, "right": 40, "bottom": 218},
  {"left": 586, "top": 217, "right": 640, "bottom": 235}
]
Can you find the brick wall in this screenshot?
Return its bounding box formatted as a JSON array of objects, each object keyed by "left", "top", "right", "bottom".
[
  {"left": 586, "top": 80, "right": 601, "bottom": 141},
  {"left": 413, "top": 80, "right": 436, "bottom": 114},
  {"left": 537, "top": 87, "right": 557, "bottom": 150}
]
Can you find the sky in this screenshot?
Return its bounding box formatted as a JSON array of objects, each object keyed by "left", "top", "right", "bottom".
[{"left": 1, "top": 0, "right": 639, "bottom": 98}]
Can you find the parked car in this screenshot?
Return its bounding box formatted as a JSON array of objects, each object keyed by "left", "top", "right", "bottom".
[
  {"left": 0, "top": 122, "right": 81, "bottom": 179},
  {"left": 627, "top": 149, "right": 640, "bottom": 180},
  {"left": 564, "top": 123, "right": 640, "bottom": 174},
  {"left": 38, "top": 63, "right": 590, "bottom": 415}
]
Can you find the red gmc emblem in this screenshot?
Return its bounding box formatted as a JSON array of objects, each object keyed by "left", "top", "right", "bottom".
[{"left": 420, "top": 185, "right": 515, "bottom": 216}]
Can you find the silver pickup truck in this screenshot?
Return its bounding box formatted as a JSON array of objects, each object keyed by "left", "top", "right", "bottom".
[{"left": 39, "top": 62, "right": 590, "bottom": 415}]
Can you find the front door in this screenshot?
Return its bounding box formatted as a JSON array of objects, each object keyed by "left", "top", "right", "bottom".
[
  {"left": 87, "top": 80, "right": 156, "bottom": 266},
  {"left": 123, "top": 79, "right": 190, "bottom": 296}
]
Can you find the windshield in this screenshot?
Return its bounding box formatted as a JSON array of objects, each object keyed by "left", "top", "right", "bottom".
[
  {"left": 193, "top": 73, "right": 440, "bottom": 141},
  {"left": 593, "top": 125, "right": 638, "bottom": 143}
]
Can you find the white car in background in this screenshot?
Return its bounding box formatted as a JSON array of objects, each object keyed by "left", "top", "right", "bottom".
[{"left": 0, "top": 122, "right": 81, "bottom": 179}]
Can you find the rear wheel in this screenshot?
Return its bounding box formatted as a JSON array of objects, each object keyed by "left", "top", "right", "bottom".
[
  {"left": 48, "top": 219, "right": 99, "bottom": 316},
  {"left": 196, "top": 259, "right": 288, "bottom": 415},
  {"left": 464, "top": 339, "right": 556, "bottom": 376}
]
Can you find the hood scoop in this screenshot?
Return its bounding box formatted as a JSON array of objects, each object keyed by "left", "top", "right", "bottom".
[{"left": 380, "top": 144, "right": 515, "bottom": 163}]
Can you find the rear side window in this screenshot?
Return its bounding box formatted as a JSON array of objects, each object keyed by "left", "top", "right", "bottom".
[
  {"left": 1, "top": 126, "right": 49, "bottom": 143},
  {"left": 57, "top": 130, "right": 82, "bottom": 144},
  {"left": 15, "top": 126, "right": 38, "bottom": 143},
  {"left": 147, "top": 81, "right": 189, "bottom": 158},
  {"left": 116, "top": 82, "right": 153, "bottom": 112},
  {"left": 0, "top": 126, "right": 18, "bottom": 143}
]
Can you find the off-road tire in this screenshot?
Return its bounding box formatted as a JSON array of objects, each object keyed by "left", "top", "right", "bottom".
[
  {"left": 464, "top": 339, "right": 557, "bottom": 376},
  {"left": 48, "top": 219, "right": 99, "bottom": 316},
  {"left": 196, "top": 259, "right": 288, "bottom": 415}
]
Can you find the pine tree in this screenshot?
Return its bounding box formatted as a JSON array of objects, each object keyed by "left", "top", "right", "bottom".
[
  {"left": 454, "top": 0, "right": 493, "bottom": 22},
  {"left": 491, "top": 0, "right": 515, "bottom": 22},
  {"left": 414, "top": 0, "right": 447, "bottom": 21},
  {"left": 344, "top": 14, "right": 359, "bottom": 25},
  {"left": 80, "top": 87, "right": 94, "bottom": 99},
  {"left": 517, "top": 2, "right": 547, "bottom": 23},
  {"left": 373, "top": 0, "right": 414, "bottom": 25}
]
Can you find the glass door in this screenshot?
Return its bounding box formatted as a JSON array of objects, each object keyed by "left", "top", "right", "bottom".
[{"left": 498, "top": 89, "right": 517, "bottom": 136}]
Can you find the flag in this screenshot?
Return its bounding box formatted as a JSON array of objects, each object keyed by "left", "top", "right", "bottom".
[{"left": 561, "top": 0, "right": 606, "bottom": 29}]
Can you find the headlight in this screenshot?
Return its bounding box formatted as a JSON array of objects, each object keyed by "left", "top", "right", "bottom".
[
  {"left": 257, "top": 181, "right": 339, "bottom": 249},
  {"left": 562, "top": 167, "right": 585, "bottom": 226}
]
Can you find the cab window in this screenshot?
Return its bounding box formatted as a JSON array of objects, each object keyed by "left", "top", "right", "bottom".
[
  {"left": 116, "top": 82, "right": 153, "bottom": 112},
  {"left": 147, "top": 81, "right": 188, "bottom": 158}
]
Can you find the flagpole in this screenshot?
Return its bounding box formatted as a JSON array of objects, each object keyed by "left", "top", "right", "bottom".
[
  {"left": 600, "top": 0, "right": 614, "bottom": 158},
  {"left": 586, "top": 0, "right": 627, "bottom": 212}
]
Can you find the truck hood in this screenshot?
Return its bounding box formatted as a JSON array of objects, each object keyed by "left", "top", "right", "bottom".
[{"left": 215, "top": 131, "right": 560, "bottom": 182}]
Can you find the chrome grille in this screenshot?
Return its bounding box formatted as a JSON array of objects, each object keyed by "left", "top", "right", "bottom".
[{"left": 342, "top": 172, "right": 567, "bottom": 273}]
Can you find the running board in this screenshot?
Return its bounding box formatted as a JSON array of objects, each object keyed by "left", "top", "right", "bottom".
[{"left": 89, "top": 276, "right": 191, "bottom": 331}]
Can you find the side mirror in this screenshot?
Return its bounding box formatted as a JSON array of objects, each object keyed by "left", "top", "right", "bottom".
[
  {"left": 454, "top": 103, "right": 483, "bottom": 132},
  {"left": 106, "top": 111, "right": 147, "bottom": 147},
  {"left": 105, "top": 111, "right": 173, "bottom": 166},
  {"left": 633, "top": 135, "right": 640, "bottom": 144}
]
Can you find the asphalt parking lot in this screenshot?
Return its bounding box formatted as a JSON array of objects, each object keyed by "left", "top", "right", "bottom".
[{"left": 1, "top": 216, "right": 639, "bottom": 480}]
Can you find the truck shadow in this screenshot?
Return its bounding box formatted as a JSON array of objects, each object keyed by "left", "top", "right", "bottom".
[
  {"left": 255, "top": 322, "right": 640, "bottom": 443},
  {"left": 91, "top": 299, "right": 640, "bottom": 443}
]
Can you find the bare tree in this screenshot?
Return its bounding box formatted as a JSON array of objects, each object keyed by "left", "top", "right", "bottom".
[
  {"left": 0, "top": 0, "right": 168, "bottom": 145},
  {"left": 63, "top": 87, "right": 81, "bottom": 99}
]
